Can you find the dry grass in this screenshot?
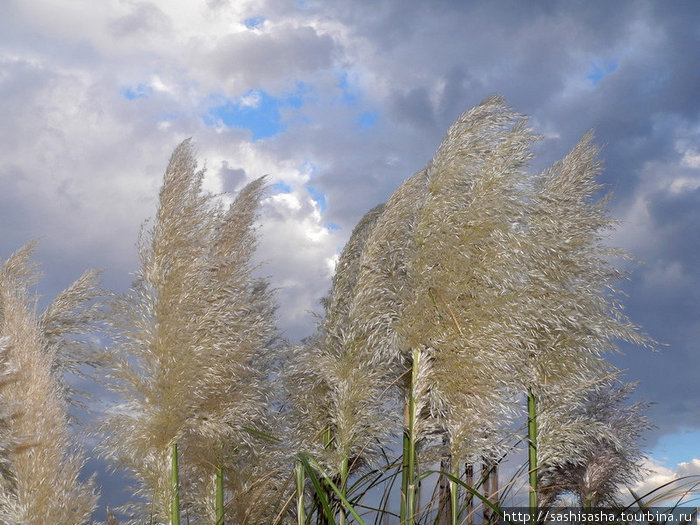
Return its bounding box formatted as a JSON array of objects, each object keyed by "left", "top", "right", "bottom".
[
  {"left": 0, "top": 243, "right": 98, "bottom": 524},
  {"left": 1, "top": 97, "right": 688, "bottom": 524},
  {"left": 98, "top": 140, "right": 280, "bottom": 523}
]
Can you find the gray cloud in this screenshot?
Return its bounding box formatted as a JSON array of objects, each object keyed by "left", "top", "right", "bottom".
[
  {"left": 193, "top": 21, "right": 338, "bottom": 95},
  {"left": 214, "top": 161, "right": 247, "bottom": 193},
  {"left": 2, "top": 0, "right": 699, "bottom": 513},
  {"left": 108, "top": 2, "right": 173, "bottom": 38}
]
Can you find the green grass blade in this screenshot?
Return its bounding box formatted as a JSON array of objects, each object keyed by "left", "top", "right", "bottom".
[
  {"left": 215, "top": 466, "right": 224, "bottom": 525},
  {"left": 171, "top": 442, "right": 180, "bottom": 525},
  {"left": 417, "top": 470, "right": 517, "bottom": 525},
  {"left": 527, "top": 388, "right": 538, "bottom": 517},
  {"left": 300, "top": 453, "right": 369, "bottom": 525},
  {"left": 295, "top": 459, "right": 307, "bottom": 525},
  {"left": 241, "top": 426, "right": 283, "bottom": 442},
  {"left": 298, "top": 454, "right": 337, "bottom": 525}
]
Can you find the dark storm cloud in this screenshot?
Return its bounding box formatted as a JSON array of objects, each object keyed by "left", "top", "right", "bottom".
[
  {"left": 299, "top": 0, "right": 698, "bottom": 229},
  {"left": 0, "top": 165, "right": 42, "bottom": 253},
  {"left": 390, "top": 86, "right": 435, "bottom": 128},
  {"left": 217, "top": 162, "right": 247, "bottom": 193},
  {"left": 199, "top": 22, "right": 338, "bottom": 93},
  {"left": 648, "top": 187, "right": 700, "bottom": 248},
  {"left": 608, "top": 176, "right": 700, "bottom": 438},
  {"left": 312, "top": 0, "right": 698, "bottom": 171},
  {"left": 2, "top": 1, "right": 699, "bottom": 513},
  {"left": 272, "top": 0, "right": 700, "bottom": 444}
]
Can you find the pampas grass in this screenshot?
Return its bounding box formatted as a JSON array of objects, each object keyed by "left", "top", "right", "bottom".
[
  {"left": 2, "top": 97, "right": 694, "bottom": 524},
  {"left": 98, "top": 140, "right": 279, "bottom": 524},
  {"left": 0, "top": 243, "right": 99, "bottom": 524}
]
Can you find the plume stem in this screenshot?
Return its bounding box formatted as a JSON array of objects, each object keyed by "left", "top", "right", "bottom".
[
  {"left": 527, "top": 388, "right": 538, "bottom": 519},
  {"left": 171, "top": 442, "right": 180, "bottom": 525},
  {"left": 295, "top": 459, "right": 306, "bottom": 525},
  {"left": 215, "top": 465, "right": 224, "bottom": 525}
]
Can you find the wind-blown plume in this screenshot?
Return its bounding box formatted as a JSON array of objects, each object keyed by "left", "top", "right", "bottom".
[
  {"left": 538, "top": 379, "right": 650, "bottom": 508},
  {"left": 40, "top": 268, "right": 105, "bottom": 409},
  {"left": 99, "top": 140, "right": 278, "bottom": 523},
  {"left": 0, "top": 244, "right": 98, "bottom": 524},
  {"left": 289, "top": 203, "right": 389, "bottom": 473},
  {"left": 402, "top": 95, "right": 536, "bottom": 464},
  {"left": 522, "top": 130, "right": 654, "bottom": 508},
  {"left": 350, "top": 171, "right": 428, "bottom": 368}
]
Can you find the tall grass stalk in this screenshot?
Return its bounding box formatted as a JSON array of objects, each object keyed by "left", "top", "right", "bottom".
[
  {"left": 404, "top": 347, "right": 421, "bottom": 524},
  {"left": 523, "top": 132, "right": 655, "bottom": 511},
  {"left": 464, "top": 464, "right": 474, "bottom": 525},
  {"left": 527, "top": 388, "right": 537, "bottom": 515},
  {"left": 483, "top": 459, "right": 499, "bottom": 523},
  {"left": 295, "top": 459, "right": 306, "bottom": 525},
  {"left": 215, "top": 466, "right": 224, "bottom": 525},
  {"left": 322, "top": 425, "right": 335, "bottom": 525},
  {"left": 339, "top": 456, "right": 349, "bottom": 525},
  {"left": 287, "top": 202, "right": 397, "bottom": 524},
  {"left": 449, "top": 463, "right": 458, "bottom": 525},
  {"left": 400, "top": 411, "right": 409, "bottom": 525},
  {"left": 170, "top": 442, "right": 180, "bottom": 525},
  {"left": 398, "top": 95, "right": 536, "bottom": 525}
]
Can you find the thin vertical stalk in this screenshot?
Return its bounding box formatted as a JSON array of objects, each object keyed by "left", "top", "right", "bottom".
[
  {"left": 482, "top": 459, "right": 499, "bottom": 524},
  {"left": 405, "top": 347, "right": 420, "bottom": 525},
  {"left": 489, "top": 462, "right": 499, "bottom": 511},
  {"left": 171, "top": 442, "right": 180, "bottom": 525},
  {"left": 400, "top": 403, "right": 409, "bottom": 524},
  {"left": 450, "top": 462, "right": 459, "bottom": 525},
  {"left": 464, "top": 464, "right": 474, "bottom": 525},
  {"left": 437, "top": 456, "right": 451, "bottom": 525},
  {"left": 215, "top": 466, "right": 224, "bottom": 525},
  {"left": 482, "top": 462, "right": 491, "bottom": 524},
  {"left": 319, "top": 426, "right": 333, "bottom": 525},
  {"left": 527, "top": 388, "right": 538, "bottom": 518},
  {"left": 338, "top": 457, "right": 349, "bottom": 525},
  {"left": 295, "top": 459, "right": 306, "bottom": 525}
]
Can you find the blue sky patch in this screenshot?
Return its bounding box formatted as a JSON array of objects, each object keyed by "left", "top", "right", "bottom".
[
  {"left": 587, "top": 60, "right": 618, "bottom": 86},
  {"left": 206, "top": 85, "right": 309, "bottom": 140},
  {"left": 335, "top": 71, "right": 359, "bottom": 107},
  {"left": 244, "top": 16, "right": 266, "bottom": 29},
  {"left": 272, "top": 181, "right": 292, "bottom": 194},
  {"left": 650, "top": 427, "right": 700, "bottom": 468},
  {"left": 301, "top": 159, "right": 318, "bottom": 177},
  {"left": 325, "top": 222, "right": 341, "bottom": 231},
  {"left": 306, "top": 186, "right": 327, "bottom": 212},
  {"left": 358, "top": 111, "right": 378, "bottom": 129},
  {"left": 122, "top": 84, "right": 152, "bottom": 100},
  {"left": 334, "top": 72, "right": 377, "bottom": 128}
]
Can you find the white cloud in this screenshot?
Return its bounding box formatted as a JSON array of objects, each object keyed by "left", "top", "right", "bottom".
[
  {"left": 238, "top": 89, "right": 262, "bottom": 108},
  {"left": 2, "top": 0, "right": 700, "bottom": 514},
  {"left": 679, "top": 146, "right": 700, "bottom": 169},
  {"left": 627, "top": 457, "right": 700, "bottom": 507},
  {"left": 149, "top": 75, "right": 173, "bottom": 93},
  {"left": 258, "top": 184, "right": 339, "bottom": 341},
  {"left": 611, "top": 154, "right": 700, "bottom": 255},
  {"left": 175, "top": 137, "right": 343, "bottom": 342}
]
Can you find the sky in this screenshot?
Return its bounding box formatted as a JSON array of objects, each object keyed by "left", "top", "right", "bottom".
[{"left": 1, "top": 0, "right": 698, "bottom": 516}]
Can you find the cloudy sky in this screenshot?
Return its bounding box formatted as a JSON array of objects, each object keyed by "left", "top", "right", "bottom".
[{"left": 1, "top": 0, "right": 698, "bottom": 514}]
